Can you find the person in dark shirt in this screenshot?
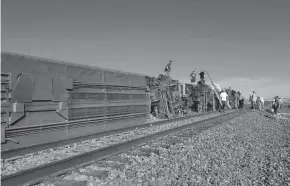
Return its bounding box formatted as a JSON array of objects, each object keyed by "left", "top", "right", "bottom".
[
  {"left": 272, "top": 96, "right": 282, "bottom": 118},
  {"left": 234, "top": 90, "right": 239, "bottom": 109},
  {"left": 199, "top": 71, "right": 205, "bottom": 84},
  {"left": 199, "top": 71, "right": 205, "bottom": 79},
  {"left": 164, "top": 60, "right": 173, "bottom": 75},
  {"left": 238, "top": 91, "right": 244, "bottom": 109}
]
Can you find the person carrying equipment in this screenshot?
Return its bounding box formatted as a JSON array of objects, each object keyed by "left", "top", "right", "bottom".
[{"left": 164, "top": 60, "right": 173, "bottom": 76}]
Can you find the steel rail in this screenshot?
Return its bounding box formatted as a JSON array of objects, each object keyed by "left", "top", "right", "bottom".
[
  {"left": 2, "top": 111, "right": 212, "bottom": 159},
  {"left": 1, "top": 109, "right": 248, "bottom": 186}
]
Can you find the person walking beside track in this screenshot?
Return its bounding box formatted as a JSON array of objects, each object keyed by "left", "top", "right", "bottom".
[
  {"left": 252, "top": 91, "right": 258, "bottom": 109},
  {"left": 256, "top": 96, "right": 263, "bottom": 110},
  {"left": 260, "top": 97, "right": 265, "bottom": 109},
  {"left": 249, "top": 93, "right": 253, "bottom": 109},
  {"left": 238, "top": 91, "right": 245, "bottom": 110},
  {"left": 234, "top": 90, "right": 240, "bottom": 109},
  {"left": 219, "top": 89, "right": 228, "bottom": 113},
  {"left": 272, "top": 96, "right": 282, "bottom": 119},
  {"left": 278, "top": 97, "right": 283, "bottom": 109}
]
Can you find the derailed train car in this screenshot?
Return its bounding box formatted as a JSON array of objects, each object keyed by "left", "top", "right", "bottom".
[
  {"left": 145, "top": 74, "right": 182, "bottom": 119},
  {"left": 145, "top": 72, "right": 219, "bottom": 119},
  {"left": 1, "top": 52, "right": 150, "bottom": 151}
]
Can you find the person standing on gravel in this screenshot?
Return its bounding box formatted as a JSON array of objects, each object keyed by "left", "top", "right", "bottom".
[
  {"left": 260, "top": 97, "right": 265, "bottom": 109},
  {"left": 219, "top": 89, "right": 228, "bottom": 113},
  {"left": 278, "top": 97, "right": 283, "bottom": 109},
  {"left": 238, "top": 91, "right": 244, "bottom": 109},
  {"left": 272, "top": 96, "right": 282, "bottom": 118},
  {"left": 234, "top": 90, "right": 240, "bottom": 109},
  {"left": 252, "top": 91, "right": 257, "bottom": 109},
  {"left": 256, "top": 96, "right": 262, "bottom": 110}
]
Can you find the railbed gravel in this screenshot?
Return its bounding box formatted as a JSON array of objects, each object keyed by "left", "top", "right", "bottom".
[
  {"left": 37, "top": 111, "right": 289, "bottom": 186},
  {"left": 1, "top": 111, "right": 225, "bottom": 176}
]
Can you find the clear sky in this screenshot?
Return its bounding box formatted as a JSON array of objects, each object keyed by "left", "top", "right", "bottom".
[{"left": 2, "top": 0, "right": 290, "bottom": 98}]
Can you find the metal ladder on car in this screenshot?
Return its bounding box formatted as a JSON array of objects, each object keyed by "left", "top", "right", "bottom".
[{"left": 1, "top": 72, "right": 19, "bottom": 144}]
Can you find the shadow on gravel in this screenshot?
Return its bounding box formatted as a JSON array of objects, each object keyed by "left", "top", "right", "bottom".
[
  {"left": 252, "top": 109, "right": 276, "bottom": 119},
  {"left": 257, "top": 109, "right": 290, "bottom": 121},
  {"left": 264, "top": 115, "right": 276, "bottom": 119},
  {"left": 265, "top": 109, "right": 273, "bottom": 114}
]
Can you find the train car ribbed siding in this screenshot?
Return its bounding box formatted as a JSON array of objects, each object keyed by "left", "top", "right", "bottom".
[{"left": 1, "top": 53, "right": 149, "bottom": 152}]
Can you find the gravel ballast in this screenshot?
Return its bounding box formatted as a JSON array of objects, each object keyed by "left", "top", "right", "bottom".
[
  {"left": 38, "top": 111, "right": 290, "bottom": 186},
  {"left": 1, "top": 112, "right": 225, "bottom": 177}
]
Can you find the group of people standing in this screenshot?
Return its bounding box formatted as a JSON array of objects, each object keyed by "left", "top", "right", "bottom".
[
  {"left": 249, "top": 91, "right": 264, "bottom": 110},
  {"left": 219, "top": 89, "right": 245, "bottom": 113},
  {"left": 164, "top": 61, "right": 284, "bottom": 118}
]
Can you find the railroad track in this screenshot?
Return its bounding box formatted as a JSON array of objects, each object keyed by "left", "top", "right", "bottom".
[
  {"left": 2, "top": 112, "right": 224, "bottom": 177},
  {"left": 1, "top": 109, "right": 248, "bottom": 186},
  {"left": 2, "top": 111, "right": 215, "bottom": 159}
]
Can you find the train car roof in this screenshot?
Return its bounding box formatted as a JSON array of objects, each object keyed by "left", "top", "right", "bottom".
[{"left": 1, "top": 51, "right": 149, "bottom": 77}]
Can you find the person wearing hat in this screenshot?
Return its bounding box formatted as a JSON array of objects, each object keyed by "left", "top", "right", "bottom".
[
  {"left": 219, "top": 89, "right": 228, "bottom": 113},
  {"left": 199, "top": 70, "right": 205, "bottom": 85},
  {"left": 164, "top": 60, "right": 173, "bottom": 76}
]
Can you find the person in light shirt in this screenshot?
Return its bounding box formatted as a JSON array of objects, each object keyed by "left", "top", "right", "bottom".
[
  {"left": 219, "top": 89, "right": 228, "bottom": 113},
  {"left": 260, "top": 97, "right": 264, "bottom": 109},
  {"left": 252, "top": 91, "right": 258, "bottom": 109}
]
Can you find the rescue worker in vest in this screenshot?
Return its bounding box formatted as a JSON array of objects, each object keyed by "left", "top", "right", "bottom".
[
  {"left": 164, "top": 60, "right": 173, "bottom": 76},
  {"left": 219, "top": 89, "right": 228, "bottom": 113}
]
